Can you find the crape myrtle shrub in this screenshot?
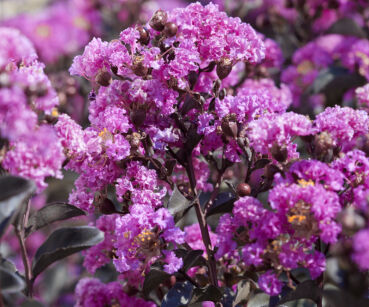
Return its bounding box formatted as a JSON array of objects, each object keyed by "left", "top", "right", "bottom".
[{"left": 2, "top": 1, "right": 369, "bottom": 306}]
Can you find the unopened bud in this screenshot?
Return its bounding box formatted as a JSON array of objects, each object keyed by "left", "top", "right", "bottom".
[
  {"left": 95, "top": 71, "right": 111, "bottom": 87},
  {"left": 219, "top": 88, "right": 226, "bottom": 100},
  {"left": 163, "top": 22, "right": 178, "bottom": 37},
  {"left": 216, "top": 58, "right": 233, "bottom": 80},
  {"left": 221, "top": 115, "right": 238, "bottom": 138},
  {"left": 137, "top": 26, "right": 150, "bottom": 45},
  {"left": 212, "top": 79, "right": 221, "bottom": 96},
  {"left": 149, "top": 9, "right": 168, "bottom": 31},
  {"left": 236, "top": 183, "right": 251, "bottom": 197}
]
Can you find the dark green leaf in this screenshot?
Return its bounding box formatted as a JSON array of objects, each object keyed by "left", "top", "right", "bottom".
[
  {"left": 25, "top": 203, "right": 85, "bottom": 236},
  {"left": 310, "top": 67, "right": 366, "bottom": 107},
  {"left": 190, "top": 285, "right": 222, "bottom": 304},
  {"left": 323, "top": 289, "right": 369, "bottom": 307},
  {"left": 32, "top": 226, "right": 104, "bottom": 279},
  {"left": 0, "top": 266, "right": 25, "bottom": 293},
  {"left": 327, "top": 18, "right": 366, "bottom": 38},
  {"left": 253, "top": 159, "right": 270, "bottom": 170},
  {"left": 277, "top": 280, "right": 321, "bottom": 305},
  {"left": 182, "top": 250, "right": 206, "bottom": 272},
  {"left": 20, "top": 299, "right": 45, "bottom": 307},
  {"left": 167, "top": 186, "right": 193, "bottom": 223},
  {"left": 233, "top": 280, "right": 251, "bottom": 306},
  {"left": 247, "top": 291, "right": 270, "bottom": 307},
  {"left": 143, "top": 269, "right": 171, "bottom": 298},
  {"left": 312, "top": 67, "right": 348, "bottom": 94},
  {"left": 206, "top": 192, "right": 236, "bottom": 217},
  {"left": 161, "top": 281, "right": 193, "bottom": 307},
  {"left": 0, "top": 176, "right": 35, "bottom": 237}
]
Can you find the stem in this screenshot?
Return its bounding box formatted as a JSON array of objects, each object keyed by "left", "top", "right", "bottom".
[
  {"left": 14, "top": 201, "right": 33, "bottom": 297},
  {"left": 185, "top": 156, "right": 218, "bottom": 288}
]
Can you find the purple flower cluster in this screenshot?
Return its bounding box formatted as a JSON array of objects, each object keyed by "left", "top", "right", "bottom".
[
  {"left": 0, "top": 27, "right": 63, "bottom": 190},
  {"left": 3, "top": 0, "right": 101, "bottom": 63},
  {"left": 216, "top": 159, "right": 346, "bottom": 295},
  {"left": 75, "top": 277, "right": 155, "bottom": 307}
]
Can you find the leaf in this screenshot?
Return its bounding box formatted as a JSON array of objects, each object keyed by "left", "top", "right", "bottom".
[
  {"left": 32, "top": 226, "right": 104, "bottom": 279},
  {"left": 252, "top": 159, "right": 270, "bottom": 170},
  {"left": 247, "top": 291, "right": 270, "bottom": 307},
  {"left": 20, "top": 299, "right": 45, "bottom": 307},
  {"left": 327, "top": 18, "right": 366, "bottom": 38},
  {"left": 190, "top": 285, "right": 222, "bottom": 304},
  {"left": 206, "top": 192, "right": 236, "bottom": 217},
  {"left": 167, "top": 186, "right": 193, "bottom": 223},
  {"left": 310, "top": 67, "right": 366, "bottom": 107},
  {"left": 143, "top": 269, "right": 171, "bottom": 298},
  {"left": 26, "top": 203, "right": 85, "bottom": 236},
  {"left": 277, "top": 280, "right": 321, "bottom": 305},
  {"left": 161, "top": 281, "right": 194, "bottom": 307},
  {"left": 323, "top": 288, "right": 369, "bottom": 307},
  {"left": 0, "top": 266, "right": 25, "bottom": 294},
  {"left": 312, "top": 67, "right": 348, "bottom": 94},
  {"left": 182, "top": 250, "right": 206, "bottom": 272},
  {"left": 0, "top": 176, "right": 35, "bottom": 237},
  {"left": 233, "top": 280, "right": 251, "bottom": 306}
]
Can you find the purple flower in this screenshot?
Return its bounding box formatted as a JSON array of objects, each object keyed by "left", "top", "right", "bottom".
[
  {"left": 258, "top": 271, "right": 283, "bottom": 296},
  {"left": 352, "top": 228, "right": 369, "bottom": 271}
]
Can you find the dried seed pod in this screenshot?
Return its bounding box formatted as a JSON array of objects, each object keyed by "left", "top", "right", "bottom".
[
  {"left": 95, "top": 71, "right": 111, "bottom": 87},
  {"left": 163, "top": 22, "right": 178, "bottom": 37},
  {"left": 149, "top": 9, "right": 168, "bottom": 31},
  {"left": 216, "top": 58, "right": 233, "bottom": 80},
  {"left": 236, "top": 183, "right": 251, "bottom": 197},
  {"left": 132, "top": 56, "right": 148, "bottom": 77}
]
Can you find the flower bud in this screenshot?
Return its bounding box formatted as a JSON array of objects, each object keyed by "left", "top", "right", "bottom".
[
  {"left": 163, "top": 22, "right": 178, "bottom": 37},
  {"left": 219, "top": 88, "right": 226, "bottom": 100},
  {"left": 216, "top": 58, "right": 232, "bottom": 80},
  {"left": 137, "top": 26, "right": 150, "bottom": 45},
  {"left": 236, "top": 183, "right": 251, "bottom": 197},
  {"left": 149, "top": 9, "right": 168, "bottom": 31},
  {"left": 221, "top": 114, "right": 238, "bottom": 138},
  {"left": 212, "top": 79, "right": 221, "bottom": 96},
  {"left": 95, "top": 71, "right": 111, "bottom": 87}
]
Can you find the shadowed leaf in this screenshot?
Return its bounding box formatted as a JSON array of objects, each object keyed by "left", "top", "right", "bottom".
[
  {"left": 32, "top": 226, "right": 104, "bottom": 279},
  {"left": 206, "top": 192, "right": 236, "bottom": 217},
  {"left": 167, "top": 186, "right": 193, "bottom": 223},
  {"left": 143, "top": 269, "right": 171, "bottom": 298},
  {"left": 0, "top": 176, "right": 35, "bottom": 237},
  {"left": 327, "top": 18, "right": 366, "bottom": 38},
  {"left": 161, "top": 281, "right": 193, "bottom": 307},
  {"left": 0, "top": 266, "right": 25, "bottom": 294},
  {"left": 26, "top": 203, "right": 85, "bottom": 236}
]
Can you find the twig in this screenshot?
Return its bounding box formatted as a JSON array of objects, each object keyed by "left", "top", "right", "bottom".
[
  {"left": 15, "top": 200, "right": 33, "bottom": 297},
  {"left": 185, "top": 156, "right": 218, "bottom": 289}
]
